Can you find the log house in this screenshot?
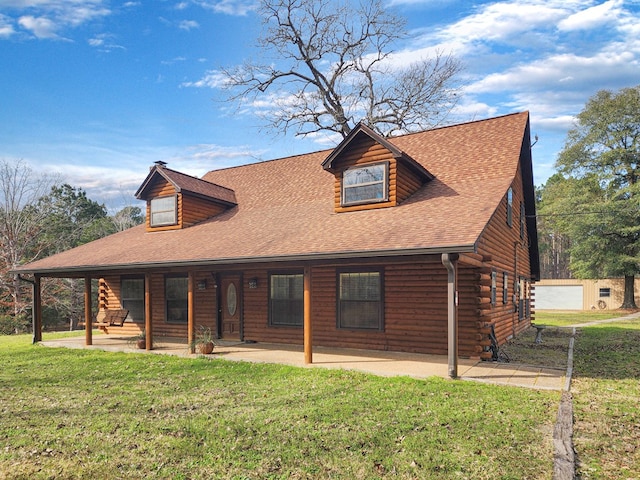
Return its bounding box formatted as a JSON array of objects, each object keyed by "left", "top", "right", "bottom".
[{"left": 15, "top": 112, "right": 539, "bottom": 376}]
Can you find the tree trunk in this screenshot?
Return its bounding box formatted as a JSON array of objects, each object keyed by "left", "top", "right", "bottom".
[{"left": 620, "top": 275, "right": 638, "bottom": 310}]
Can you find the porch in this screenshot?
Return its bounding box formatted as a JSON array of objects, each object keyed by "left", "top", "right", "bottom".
[{"left": 40, "top": 333, "right": 567, "bottom": 390}]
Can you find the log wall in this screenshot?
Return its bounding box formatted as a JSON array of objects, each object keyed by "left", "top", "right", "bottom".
[
  {"left": 475, "top": 162, "right": 534, "bottom": 347},
  {"left": 240, "top": 258, "right": 483, "bottom": 357},
  {"left": 98, "top": 271, "right": 217, "bottom": 339}
]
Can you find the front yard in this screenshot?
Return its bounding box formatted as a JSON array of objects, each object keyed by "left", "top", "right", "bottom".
[
  {"left": 0, "top": 333, "right": 557, "bottom": 479},
  {"left": 1, "top": 309, "right": 638, "bottom": 479}
]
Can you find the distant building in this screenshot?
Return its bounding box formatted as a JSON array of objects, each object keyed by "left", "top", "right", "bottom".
[{"left": 534, "top": 278, "right": 640, "bottom": 310}]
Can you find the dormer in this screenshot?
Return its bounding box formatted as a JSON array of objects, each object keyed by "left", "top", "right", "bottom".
[
  {"left": 135, "top": 162, "right": 237, "bottom": 232},
  {"left": 322, "top": 123, "right": 434, "bottom": 213}
]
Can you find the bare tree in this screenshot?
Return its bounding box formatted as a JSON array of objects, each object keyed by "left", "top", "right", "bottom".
[
  {"left": 222, "top": 0, "right": 461, "bottom": 138},
  {"left": 0, "top": 160, "right": 57, "bottom": 316},
  {"left": 111, "top": 205, "right": 144, "bottom": 232}
]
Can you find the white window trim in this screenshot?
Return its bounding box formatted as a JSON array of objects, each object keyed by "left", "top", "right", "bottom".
[
  {"left": 150, "top": 195, "right": 178, "bottom": 227},
  {"left": 341, "top": 162, "right": 389, "bottom": 207}
]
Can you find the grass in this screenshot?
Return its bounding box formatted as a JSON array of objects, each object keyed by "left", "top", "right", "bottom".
[
  {"left": 500, "top": 326, "right": 572, "bottom": 369},
  {"left": 0, "top": 334, "right": 559, "bottom": 479},
  {"left": 534, "top": 310, "right": 629, "bottom": 327},
  {"left": 505, "top": 310, "right": 640, "bottom": 479},
  {"left": 570, "top": 318, "right": 640, "bottom": 479}
]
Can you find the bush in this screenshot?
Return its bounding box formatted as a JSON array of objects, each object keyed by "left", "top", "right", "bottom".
[{"left": 0, "top": 314, "right": 30, "bottom": 335}]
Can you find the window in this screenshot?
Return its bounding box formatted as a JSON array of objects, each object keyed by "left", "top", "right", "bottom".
[
  {"left": 269, "top": 272, "right": 304, "bottom": 327},
  {"left": 502, "top": 272, "right": 508, "bottom": 304},
  {"left": 165, "top": 275, "right": 188, "bottom": 323},
  {"left": 341, "top": 163, "right": 388, "bottom": 206},
  {"left": 337, "top": 269, "right": 383, "bottom": 330},
  {"left": 121, "top": 277, "right": 144, "bottom": 323},
  {"left": 520, "top": 202, "right": 526, "bottom": 239},
  {"left": 491, "top": 271, "right": 497, "bottom": 306},
  {"left": 599, "top": 288, "right": 611, "bottom": 298},
  {"left": 506, "top": 187, "right": 513, "bottom": 227},
  {"left": 150, "top": 195, "right": 177, "bottom": 227}
]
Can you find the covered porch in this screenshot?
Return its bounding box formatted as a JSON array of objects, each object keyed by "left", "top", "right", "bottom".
[{"left": 38, "top": 333, "right": 568, "bottom": 390}]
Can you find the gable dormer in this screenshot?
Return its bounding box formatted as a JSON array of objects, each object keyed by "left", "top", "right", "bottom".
[
  {"left": 135, "top": 162, "right": 237, "bottom": 232},
  {"left": 322, "top": 123, "right": 434, "bottom": 213}
]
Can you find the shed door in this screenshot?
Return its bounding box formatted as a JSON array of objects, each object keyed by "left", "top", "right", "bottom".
[
  {"left": 220, "top": 275, "right": 242, "bottom": 340},
  {"left": 534, "top": 285, "right": 583, "bottom": 310}
]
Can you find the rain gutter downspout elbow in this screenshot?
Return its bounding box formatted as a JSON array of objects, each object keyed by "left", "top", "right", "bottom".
[{"left": 442, "top": 253, "right": 459, "bottom": 379}]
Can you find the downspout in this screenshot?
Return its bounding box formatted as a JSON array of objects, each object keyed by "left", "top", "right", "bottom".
[
  {"left": 513, "top": 240, "right": 518, "bottom": 337},
  {"left": 442, "top": 253, "right": 459, "bottom": 379}
]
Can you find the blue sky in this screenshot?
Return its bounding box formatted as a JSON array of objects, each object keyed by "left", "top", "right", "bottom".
[{"left": 1, "top": 0, "right": 639, "bottom": 212}]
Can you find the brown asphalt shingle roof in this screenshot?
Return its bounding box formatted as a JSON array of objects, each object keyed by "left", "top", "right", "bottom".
[
  {"left": 17, "top": 112, "right": 532, "bottom": 275},
  {"left": 136, "top": 165, "right": 237, "bottom": 206}
]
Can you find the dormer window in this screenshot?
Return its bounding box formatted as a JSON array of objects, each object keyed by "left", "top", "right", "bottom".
[
  {"left": 322, "top": 123, "right": 433, "bottom": 213},
  {"left": 342, "top": 162, "right": 388, "bottom": 206},
  {"left": 150, "top": 195, "right": 177, "bottom": 227}
]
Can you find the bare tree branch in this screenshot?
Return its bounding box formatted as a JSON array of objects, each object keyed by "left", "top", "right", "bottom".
[{"left": 220, "top": 0, "right": 461, "bottom": 139}]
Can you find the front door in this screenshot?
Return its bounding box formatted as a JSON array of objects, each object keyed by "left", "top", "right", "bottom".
[{"left": 220, "top": 274, "right": 242, "bottom": 340}]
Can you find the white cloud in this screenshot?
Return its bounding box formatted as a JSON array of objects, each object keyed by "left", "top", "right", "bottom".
[
  {"left": 467, "top": 50, "right": 638, "bottom": 94},
  {"left": 18, "top": 15, "right": 59, "bottom": 38},
  {"left": 189, "top": 0, "right": 258, "bottom": 16},
  {"left": 0, "top": 14, "right": 15, "bottom": 37},
  {"left": 87, "top": 33, "right": 125, "bottom": 51},
  {"left": 178, "top": 19, "right": 199, "bottom": 30},
  {"left": 181, "top": 69, "right": 230, "bottom": 88},
  {"left": 558, "top": 0, "right": 624, "bottom": 31},
  {"left": 1, "top": 0, "right": 111, "bottom": 39}
]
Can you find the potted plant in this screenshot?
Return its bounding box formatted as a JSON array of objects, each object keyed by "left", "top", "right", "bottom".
[
  {"left": 127, "top": 329, "right": 147, "bottom": 350},
  {"left": 192, "top": 325, "right": 215, "bottom": 354}
]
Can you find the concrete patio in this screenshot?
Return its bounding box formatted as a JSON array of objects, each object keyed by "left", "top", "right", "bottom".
[{"left": 40, "top": 333, "right": 568, "bottom": 391}]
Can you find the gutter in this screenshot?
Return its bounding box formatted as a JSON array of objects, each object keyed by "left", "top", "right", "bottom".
[{"left": 13, "top": 244, "right": 477, "bottom": 277}]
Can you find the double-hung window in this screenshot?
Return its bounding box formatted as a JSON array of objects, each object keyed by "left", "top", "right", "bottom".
[
  {"left": 150, "top": 195, "right": 177, "bottom": 227},
  {"left": 337, "top": 269, "right": 383, "bottom": 330},
  {"left": 502, "top": 272, "right": 508, "bottom": 304},
  {"left": 269, "top": 272, "right": 304, "bottom": 327},
  {"left": 121, "top": 277, "right": 145, "bottom": 323},
  {"left": 165, "top": 275, "right": 188, "bottom": 323},
  {"left": 490, "top": 271, "right": 497, "bottom": 306},
  {"left": 341, "top": 163, "right": 388, "bottom": 206},
  {"left": 506, "top": 187, "right": 513, "bottom": 227}
]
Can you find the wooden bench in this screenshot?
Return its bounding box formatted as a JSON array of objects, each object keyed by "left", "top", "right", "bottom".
[{"left": 92, "top": 309, "right": 129, "bottom": 331}]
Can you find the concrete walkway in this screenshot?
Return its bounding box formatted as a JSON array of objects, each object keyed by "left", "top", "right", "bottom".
[{"left": 41, "top": 334, "right": 567, "bottom": 390}]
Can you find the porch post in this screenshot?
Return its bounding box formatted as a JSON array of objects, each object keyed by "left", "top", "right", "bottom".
[
  {"left": 442, "top": 253, "right": 459, "bottom": 379},
  {"left": 303, "top": 265, "right": 312, "bottom": 364},
  {"left": 32, "top": 274, "right": 42, "bottom": 344},
  {"left": 84, "top": 276, "right": 92, "bottom": 346},
  {"left": 188, "top": 272, "right": 195, "bottom": 354},
  {"left": 145, "top": 273, "right": 153, "bottom": 350}
]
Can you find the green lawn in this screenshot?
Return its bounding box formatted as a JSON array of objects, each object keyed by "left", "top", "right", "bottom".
[
  {"left": 0, "top": 334, "right": 559, "bottom": 479},
  {"left": 571, "top": 318, "right": 640, "bottom": 480},
  {"left": 534, "top": 310, "right": 629, "bottom": 327}
]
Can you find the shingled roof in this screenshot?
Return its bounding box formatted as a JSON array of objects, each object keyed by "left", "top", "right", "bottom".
[
  {"left": 136, "top": 163, "right": 237, "bottom": 206},
  {"left": 16, "top": 112, "right": 535, "bottom": 276}
]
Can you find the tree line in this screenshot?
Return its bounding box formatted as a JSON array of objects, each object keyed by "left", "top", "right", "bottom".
[
  {"left": 0, "top": 160, "right": 143, "bottom": 333},
  {"left": 536, "top": 85, "right": 639, "bottom": 309}
]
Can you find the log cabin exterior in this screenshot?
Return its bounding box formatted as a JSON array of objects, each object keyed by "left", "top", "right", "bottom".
[{"left": 16, "top": 112, "right": 539, "bottom": 373}]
